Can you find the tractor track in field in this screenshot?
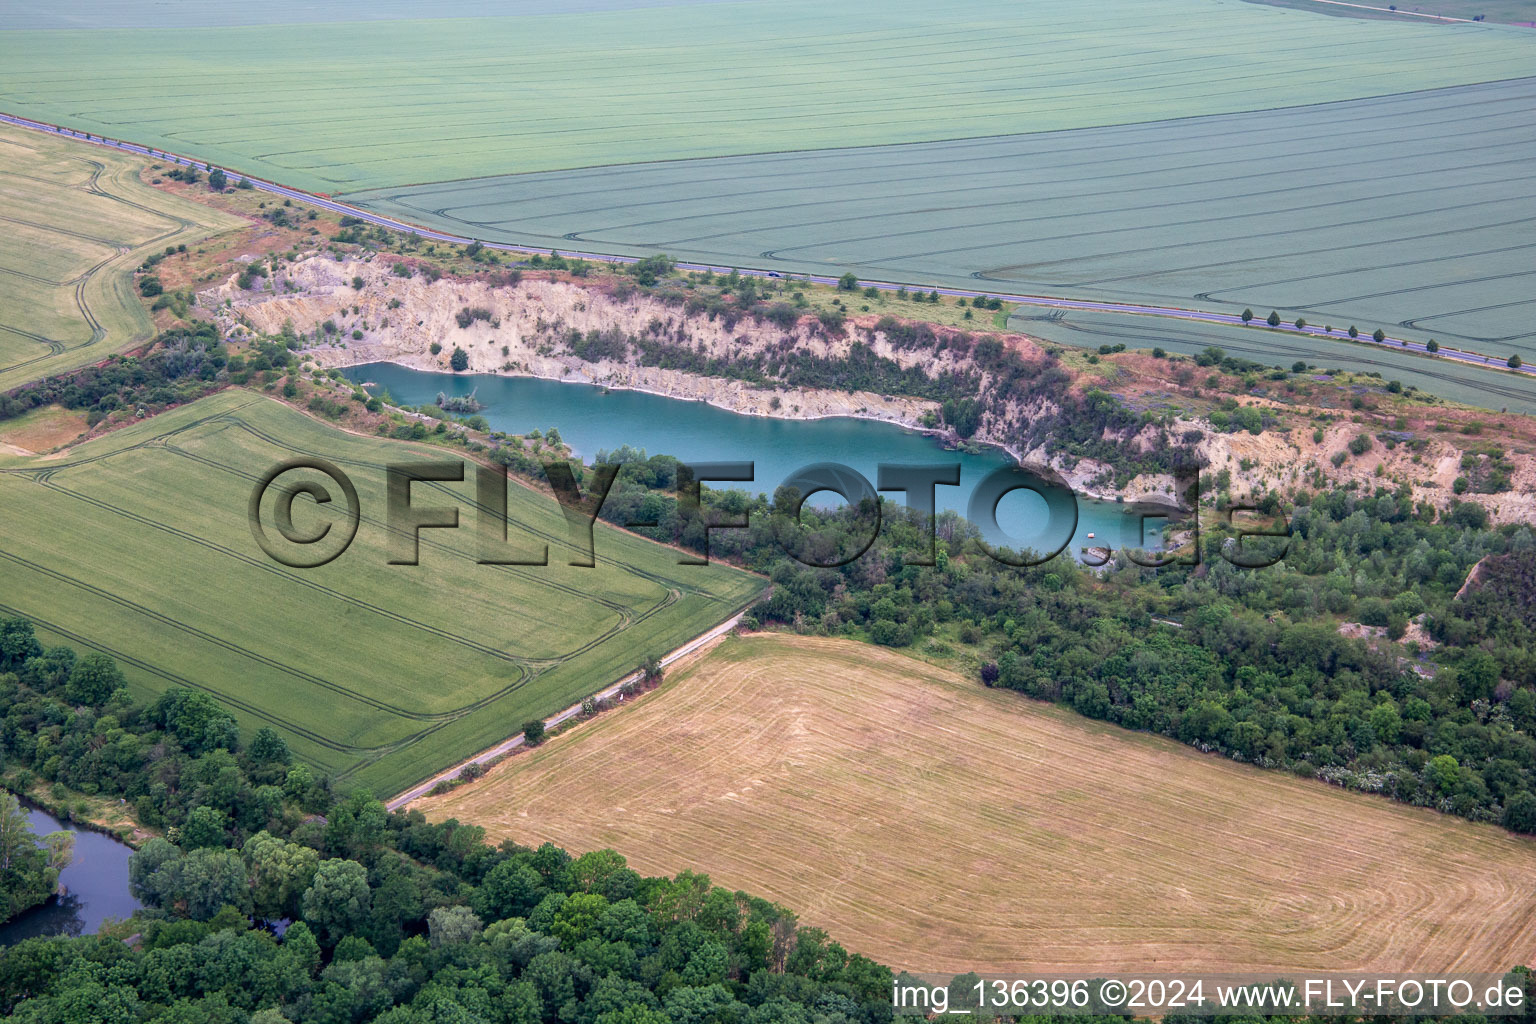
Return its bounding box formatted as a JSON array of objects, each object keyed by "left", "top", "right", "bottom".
[
  {"left": 7, "top": 110, "right": 1535, "bottom": 385},
  {"left": 0, "top": 154, "right": 211, "bottom": 380},
  {"left": 0, "top": 398, "right": 747, "bottom": 786}
]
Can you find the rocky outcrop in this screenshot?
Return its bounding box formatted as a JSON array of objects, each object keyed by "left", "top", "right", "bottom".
[{"left": 206, "top": 255, "right": 1535, "bottom": 522}]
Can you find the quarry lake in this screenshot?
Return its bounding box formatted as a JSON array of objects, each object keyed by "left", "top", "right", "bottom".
[{"left": 346, "top": 365, "right": 1166, "bottom": 560}]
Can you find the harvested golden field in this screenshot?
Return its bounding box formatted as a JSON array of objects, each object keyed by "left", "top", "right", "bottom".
[{"left": 421, "top": 634, "right": 1536, "bottom": 975}]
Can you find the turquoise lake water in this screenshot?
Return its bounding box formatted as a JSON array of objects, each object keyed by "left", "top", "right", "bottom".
[{"left": 344, "top": 364, "right": 1167, "bottom": 561}]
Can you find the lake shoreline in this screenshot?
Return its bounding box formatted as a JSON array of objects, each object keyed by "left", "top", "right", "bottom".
[{"left": 336, "top": 355, "right": 1175, "bottom": 511}]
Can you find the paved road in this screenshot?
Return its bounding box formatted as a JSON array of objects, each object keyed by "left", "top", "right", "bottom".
[
  {"left": 1297, "top": 0, "right": 1476, "bottom": 22},
  {"left": 383, "top": 610, "right": 747, "bottom": 810},
  {"left": 5, "top": 108, "right": 1532, "bottom": 382}
]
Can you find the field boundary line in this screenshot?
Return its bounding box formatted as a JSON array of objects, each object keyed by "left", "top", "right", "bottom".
[
  {"left": 5, "top": 110, "right": 1536, "bottom": 383},
  {"left": 1284, "top": 0, "right": 1477, "bottom": 22},
  {"left": 385, "top": 609, "right": 749, "bottom": 810}
]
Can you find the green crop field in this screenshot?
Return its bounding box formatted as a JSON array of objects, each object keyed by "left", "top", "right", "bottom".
[
  {"left": 0, "top": 391, "right": 762, "bottom": 796},
  {"left": 358, "top": 78, "right": 1536, "bottom": 362},
  {"left": 1008, "top": 308, "right": 1536, "bottom": 414},
  {"left": 2, "top": 0, "right": 1534, "bottom": 193},
  {"left": 0, "top": 124, "right": 242, "bottom": 393},
  {"left": 1248, "top": 0, "right": 1536, "bottom": 25},
  {"left": 5, "top": 0, "right": 1534, "bottom": 383}
]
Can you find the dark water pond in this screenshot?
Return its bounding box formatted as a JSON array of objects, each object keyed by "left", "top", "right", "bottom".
[{"left": 0, "top": 804, "right": 140, "bottom": 945}]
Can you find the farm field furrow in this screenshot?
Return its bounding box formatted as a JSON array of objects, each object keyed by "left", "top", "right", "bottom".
[
  {"left": 354, "top": 77, "right": 1536, "bottom": 359},
  {"left": 1, "top": 0, "right": 738, "bottom": 31},
  {"left": 0, "top": 124, "right": 242, "bottom": 392},
  {"left": 0, "top": 391, "right": 762, "bottom": 795},
  {"left": 3, "top": 0, "right": 1536, "bottom": 192},
  {"left": 421, "top": 633, "right": 1536, "bottom": 975}
]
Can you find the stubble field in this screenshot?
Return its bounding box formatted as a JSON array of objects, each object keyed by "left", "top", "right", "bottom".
[
  {"left": 0, "top": 391, "right": 762, "bottom": 795},
  {"left": 422, "top": 633, "right": 1536, "bottom": 974}
]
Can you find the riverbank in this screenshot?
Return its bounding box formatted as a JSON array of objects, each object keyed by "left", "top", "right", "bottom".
[
  {"left": 1, "top": 774, "right": 154, "bottom": 849},
  {"left": 0, "top": 796, "right": 141, "bottom": 945}
]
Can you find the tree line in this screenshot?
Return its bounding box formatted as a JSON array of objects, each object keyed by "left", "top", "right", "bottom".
[
  {"left": 569, "top": 457, "right": 1536, "bottom": 834},
  {"left": 0, "top": 618, "right": 894, "bottom": 1022}
]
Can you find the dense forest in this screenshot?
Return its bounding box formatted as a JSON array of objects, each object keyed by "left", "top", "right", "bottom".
[
  {"left": 0, "top": 619, "right": 896, "bottom": 1022},
  {"left": 1, "top": 618, "right": 1531, "bottom": 1021},
  {"left": 0, "top": 791, "right": 71, "bottom": 924}
]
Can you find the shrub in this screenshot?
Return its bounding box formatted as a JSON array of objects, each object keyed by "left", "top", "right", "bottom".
[
  {"left": 450, "top": 346, "right": 469, "bottom": 371},
  {"left": 1347, "top": 434, "right": 1372, "bottom": 456},
  {"left": 429, "top": 341, "right": 442, "bottom": 355}
]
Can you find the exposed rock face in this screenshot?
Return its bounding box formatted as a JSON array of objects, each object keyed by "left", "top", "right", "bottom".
[
  {"left": 213, "top": 256, "right": 933, "bottom": 428},
  {"left": 208, "top": 255, "right": 1535, "bottom": 522}
]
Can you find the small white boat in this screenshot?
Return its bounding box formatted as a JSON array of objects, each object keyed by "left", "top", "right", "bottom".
[{"left": 1087, "top": 532, "right": 1095, "bottom": 539}]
